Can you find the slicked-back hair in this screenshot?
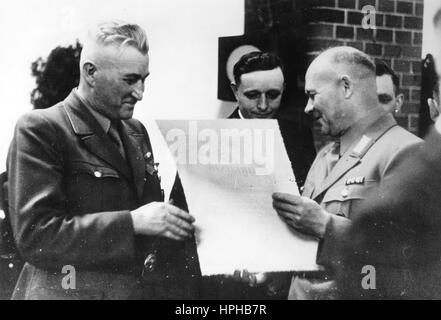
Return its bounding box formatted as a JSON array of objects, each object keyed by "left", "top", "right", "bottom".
[
  {"left": 88, "top": 21, "right": 149, "bottom": 54},
  {"left": 233, "top": 51, "right": 284, "bottom": 85},
  {"left": 376, "top": 60, "right": 400, "bottom": 93}
]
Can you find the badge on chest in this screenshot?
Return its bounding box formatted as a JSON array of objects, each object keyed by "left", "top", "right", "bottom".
[
  {"left": 345, "top": 176, "right": 365, "bottom": 185},
  {"left": 144, "top": 151, "right": 159, "bottom": 177}
]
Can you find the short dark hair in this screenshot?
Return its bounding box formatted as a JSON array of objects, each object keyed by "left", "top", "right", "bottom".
[
  {"left": 434, "top": 8, "right": 441, "bottom": 26},
  {"left": 233, "top": 52, "right": 284, "bottom": 85},
  {"left": 376, "top": 60, "right": 400, "bottom": 93}
]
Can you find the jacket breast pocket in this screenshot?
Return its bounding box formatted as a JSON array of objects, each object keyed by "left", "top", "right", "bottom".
[
  {"left": 67, "top": 161, "right": 123, "bottom": 214},
  {"left": 321, "top": 180, "right": 379, "bottom": 219}
]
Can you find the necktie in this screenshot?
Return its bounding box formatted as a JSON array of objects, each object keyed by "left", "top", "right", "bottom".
[
  {"left": 325, "top": 140, "right": 340, "bottom": 177},
  {"left": 108, "top": 121, "right": 126, "bottom": 160}
]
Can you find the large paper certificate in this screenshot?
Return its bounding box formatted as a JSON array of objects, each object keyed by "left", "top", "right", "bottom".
[{"left": 156, "top": 120, "right": 319, "bottom": 275}]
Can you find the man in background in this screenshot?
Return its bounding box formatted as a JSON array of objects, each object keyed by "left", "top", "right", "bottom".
[
  {"left": 229, "top": 51, "right": 316, "bottom": 188},
  {"left": 272, "top": 47, "right": 421, "bottom": 299},
  {"left": 427, "top": 79, "right": 440, "bottom": 121},
  {"left": 428, "top": 9, "right": 441, "bottom": 122},
  {"left": 7, "top": 21, "right": 200, "bottom": 300},
  {"left": 376, "top": 60, "right": 404, "bottom": 116},
  {"left": 229, "top": 51, "right": 284, "bottom": 120},
  {"left": 200, "top": 52, "right": 316, "bottom": 299}
]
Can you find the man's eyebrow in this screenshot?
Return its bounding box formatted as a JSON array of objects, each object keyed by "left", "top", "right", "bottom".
[
  {"left": 378, "top": 93, "right": 394, "bottom": 102},
  {"left": 378, "top": 93, "right": 392, "bottom": 98},
  {"left": 243, "top": 89, "right": 260, "bottom": 93},
  {"left": 124, "top": 72, "right": 150, "bottom": 79}
]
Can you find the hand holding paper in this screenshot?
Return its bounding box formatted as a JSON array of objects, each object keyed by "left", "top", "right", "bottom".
[
  {"left": 156, "top": 119, "right": 319, "bottom": 275},
  {"left": 131, "top": 201, "right": 195, "bottom": 241},
  {"left": 272, "top": 193, "right": 331, "bottom": 238},
  {"left": 231, "top": 269, "right": 268, "bottom": 287}
]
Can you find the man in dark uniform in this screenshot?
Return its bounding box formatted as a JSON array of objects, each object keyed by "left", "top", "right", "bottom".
[{"left": 7, "top": 21, "right": 200, "bottom": 300}]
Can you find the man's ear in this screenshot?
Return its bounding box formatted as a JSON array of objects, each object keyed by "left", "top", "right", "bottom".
[
  {"left": 395, "top": 93, "right": 404, "bottom": 113},
  {"left": 428, "top": 98, "right": 441, "bottom": 121},
  {"left": 230, "top": 82, "right": 239, "bottom": 100},
  {"left": 82, "top": 62, "right": 97, "bottom": 87},
  {"left": 340, "top": 75, "right": 353, "bottom": 99}
]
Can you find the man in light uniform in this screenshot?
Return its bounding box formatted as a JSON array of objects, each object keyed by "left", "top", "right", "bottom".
[{"left": 272, "top": 47, "right": 422, "bottom": 300}]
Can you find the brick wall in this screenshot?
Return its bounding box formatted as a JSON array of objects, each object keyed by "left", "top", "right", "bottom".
[{"left": 305, "top": 0, "right": 424, "bottom": 149}]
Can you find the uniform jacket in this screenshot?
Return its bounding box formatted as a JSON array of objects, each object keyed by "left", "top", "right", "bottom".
[
  {"left": 7, "top": 91, "right": 200, "bottom": 300},
  {"left": 289, "top": 113, "right": 422, "bottom": 300},
  {"left": 337, "top": 128, "right": 441, "bottom": 299}
]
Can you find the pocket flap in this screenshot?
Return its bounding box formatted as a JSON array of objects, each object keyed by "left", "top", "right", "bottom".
[{"left": 322, "top": 180, "right": 378, "bottom": 203}]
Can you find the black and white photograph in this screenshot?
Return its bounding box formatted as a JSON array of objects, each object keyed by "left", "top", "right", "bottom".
[{"left": 0, "top": 0, "right": 440, "bottom": 307}]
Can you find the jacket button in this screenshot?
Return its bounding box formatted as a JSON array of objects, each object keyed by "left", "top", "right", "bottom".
[
  {"left": 341, "top": 189, "right": 349, "bottom": 198},
  {"left": 145, "top": 152, "right": 152, "bottom": 159},
  {"left": 94, "top": 171, "right": 102, "bottom": 178}
]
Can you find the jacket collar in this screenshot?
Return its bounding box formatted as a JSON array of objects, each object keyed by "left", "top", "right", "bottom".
[
  {"left": 62, "top": 90, "right": 133, "bottom": 181},
  {"left": 311, "top": 113, "right": 397, "bottom": 200},
  {"left": 228, "top": 107, "right": 241, "bottom": 119}
]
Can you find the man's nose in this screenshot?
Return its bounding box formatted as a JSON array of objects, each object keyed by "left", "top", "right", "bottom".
[
  {"left": 304, "top": 99, "right": 314, "bottom": 114},
  {"left": 132, "top": 81, "right": 145, "bottom": 101},
  {"left": 257, "top": 94, "right": 269, "bottom": 111}
]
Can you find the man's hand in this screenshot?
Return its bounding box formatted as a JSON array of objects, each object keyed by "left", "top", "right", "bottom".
[
  {"left": 272, "top": 192, "right": 331, "bottom": 238},
  {"left": 231, "top": 270, "right": 268, "bottom": 287},
  {"left": 130, "top": 201, "right": 195, "bottom": 241}
]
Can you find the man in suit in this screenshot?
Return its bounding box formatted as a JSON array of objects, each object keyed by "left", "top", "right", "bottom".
[
  {"left": 7, "top": 21, "right": 200, "bottom": 300},
  {"left": 376, "top": 60, "right": 404, "bottom": 116},
  {"left": 229, "top": 51, "right": 285, "bottom": 120},
  {"left": 201, "top": 51, "right": 315, "bottom": 299},
  {"left": 228, "top": 51, "right": 316, "bottom": 188},
  {"left": 272, "top": 47, "right": 422, "bottom": 300}
]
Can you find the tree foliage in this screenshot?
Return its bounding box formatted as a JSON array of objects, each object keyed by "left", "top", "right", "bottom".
[{"left": 30, "top": 40, "right": 82, "bottom": 109}]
